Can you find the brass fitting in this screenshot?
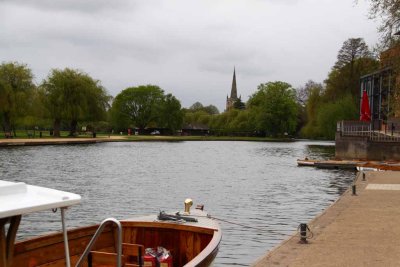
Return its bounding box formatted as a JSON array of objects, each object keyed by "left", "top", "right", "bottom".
[{"left": 184, "top": 198, "right": 193, "bottom": 214}]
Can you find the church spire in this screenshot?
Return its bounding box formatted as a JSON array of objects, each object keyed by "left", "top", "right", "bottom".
[{"left": 230, "top": 67, "right": 238, "bottom": 99}]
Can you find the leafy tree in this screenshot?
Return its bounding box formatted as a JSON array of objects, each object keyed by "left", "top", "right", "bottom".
[
  {"left": 189, "top": 102, "right": 204, "bottom": 111},
  {"left": 334, "top": 38, "right": 372, "bottom": 70},
  {"left": 203, "top": 105, "right": 219, "bottom": 115},
  {"left": 42, "top": 68, "right": 110, "bottom": 136},
  {"left": 233, "top": 98, "right": 246, "bottom": 110},
  {"left": 316, "top": 94, "right": 358, "bottom": 139},
  {"left": 158, "top": 94, "right": 184, "bottom": 133},
  {"left": 326, "top": 58, "right": 379, "bottom": 101},
  {"left": 300, "top": 39, "right": 378, "bottom": 139},
  {"left": 365, "top": 0, "right": 400, "bottom": 46},
  {"left": 0, "top": 62, "right": 35, "bottom": 135},
  {"left": 325, "top": 39, "right": 378, "bottom": 101},
  {"left": 187, "top": 102, "right": 219, "bottom": 114},
  {"left": 111, "top": 85, "right": 164, "bottom": 130},
  {"left": 301, "top": 84, "right": 324, "bottom": 138},
  {"left": 296, "top": 80, "right": 323, "bottom": 107},
  {"left": 248, "top": 81, "right": 298, "bottom": 136},
  {"left": 0, "top": 62, "right": 35, "bottom": 134}
]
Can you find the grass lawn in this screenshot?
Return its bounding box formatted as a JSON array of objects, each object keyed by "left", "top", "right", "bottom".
[{"left": 0, "top": 130, "right": 293, "bottom": 142}]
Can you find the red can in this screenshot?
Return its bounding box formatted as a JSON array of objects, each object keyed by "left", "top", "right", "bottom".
[
  {"left": 144, "top": 255, "right": 157, "bottom": 267},
  {"left": 159, "top": 255, "right": 173, "bottom": 267}
]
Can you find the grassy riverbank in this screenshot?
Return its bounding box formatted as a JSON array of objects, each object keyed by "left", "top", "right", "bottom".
[
  {"left": 0, "top": 131, "right": 294, "bottom": 142},
  {"left": 123, "top": 135, "right": 294, "bottom": 142}
]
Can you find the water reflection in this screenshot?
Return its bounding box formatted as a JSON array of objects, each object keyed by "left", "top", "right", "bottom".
[{"left": 0, "top": 141, "right": 353, "bottom": 266}]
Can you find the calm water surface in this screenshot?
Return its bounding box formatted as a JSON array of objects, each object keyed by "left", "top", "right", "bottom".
[{"left": 0, "top": 141, "right": 354, "bottom": 266}]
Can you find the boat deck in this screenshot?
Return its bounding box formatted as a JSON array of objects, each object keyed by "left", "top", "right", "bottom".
[{"left": 123, "top": 209, "right": 220, "bottom": 231}]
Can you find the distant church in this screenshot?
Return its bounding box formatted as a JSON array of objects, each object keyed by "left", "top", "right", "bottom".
[{"left": 226, "top": 67, "right": 241, "bottom": 111}]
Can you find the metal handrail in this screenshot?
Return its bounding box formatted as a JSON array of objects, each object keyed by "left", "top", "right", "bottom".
[{"left": 75, "top": 218, "right": 122, "bottom": 267}]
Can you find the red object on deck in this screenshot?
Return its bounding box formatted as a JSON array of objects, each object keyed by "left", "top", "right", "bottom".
[
  {"left": 159, "top": 255, "right": 173, "bottom": 267},
  {"left": 360, "top": 90, "right": 371, "bottom": 122},
  {"left": 144, "top": 255, "right": 157, "bottom": 267}
]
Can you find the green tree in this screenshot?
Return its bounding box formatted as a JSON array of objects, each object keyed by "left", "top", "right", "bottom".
[
  {"left": 42, "top": 68, "right": 109, "bottom": 136},
  {"left": 111, "top": 85, "right": 164, "bottom": 130},
  {"left": 248, "top": 81, "right": 298, "bottom": 136},
  {"left": 334, "top": 38, "right": 371, "bottom": 70},
  {"left": 203, "top": 105, "right": 219, "bottom": 115},
  {"left": 301, "top": 83, "right": 324, "bottom": 138},
  {"left": 189, "top": 102, "right": 204, "bottom": 111},
  {"left": 324, "top": 39, "right": 378, "bottom": 101},
  {"left": 233, "top": 98, "right": 246, "bottom": 110},
  {"left": 0, "top": 62, "right": 35, "bottom": 134},
  {"left": 316, "top": 95, "right": 358, "bottom": 139},
  {"left": 187, "top": 102, "right": 219, "bottom": 114},
  {"left": 158, "top": 94, "right": 184, "bottom": 133}
]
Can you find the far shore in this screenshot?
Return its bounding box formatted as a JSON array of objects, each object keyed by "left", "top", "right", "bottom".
[{"left": 0, "top": 135, "right": 298, "bottom": 147}]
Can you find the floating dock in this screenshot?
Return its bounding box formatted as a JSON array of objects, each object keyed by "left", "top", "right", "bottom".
[
  {"left": 252, "top": 170, "right": 400, "bottom": 266},
  {"left": 297, "top": 158, "right": 400, "bottom": 171}
]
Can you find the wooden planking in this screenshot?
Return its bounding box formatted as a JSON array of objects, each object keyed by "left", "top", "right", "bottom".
[
  {"left": 14, "top": 225, "right": 109, "bottom": 253},
  {"left": 121, "top": 221, "right": 215, "bottom": 235},
  {"left": 179, "top": 231, "right": 193, "bottom": 265},
  {"left": 12, "top": 230, "right": 115, "bottom": 267},
  {"left": 88, "top": 251, "right": 126, "bottom": 267},
  {"left": 122, "top": 243, "right": 143, "bottom": 267}
]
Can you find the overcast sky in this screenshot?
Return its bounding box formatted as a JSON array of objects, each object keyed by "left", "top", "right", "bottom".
[{"left": 0, "top": 0, "right": 380, "bottom": 111}]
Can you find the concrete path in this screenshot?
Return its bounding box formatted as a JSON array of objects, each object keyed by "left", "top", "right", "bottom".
[{"left": 253, "top": 171, "right": 400, "bottom": 267}]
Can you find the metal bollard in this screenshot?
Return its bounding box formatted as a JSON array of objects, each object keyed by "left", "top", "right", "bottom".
[
  {"left": 299, "top": 223, "right": 308, "bottom": 243},
  {"left": 362, "top": 172, "right": 366, "bottom": 181},
  {"left": 352, "top": 184, "right": 357, "bottom": 195}
]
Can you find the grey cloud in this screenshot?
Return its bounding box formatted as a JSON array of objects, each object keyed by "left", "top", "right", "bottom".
[
  {"left": 0, "top": 0, "right": 380, "bottom": 111},
  {"left": 0, "top": 0, "right": 135, "bottom": 13}
]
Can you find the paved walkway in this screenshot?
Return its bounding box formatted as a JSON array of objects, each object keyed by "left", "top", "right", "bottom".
[{"left": 252, "top": 171, "right": 400, "bottom": 267}]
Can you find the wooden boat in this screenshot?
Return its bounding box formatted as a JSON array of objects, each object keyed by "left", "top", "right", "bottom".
[
  {"left": 296, "top": 158, "right": 316, "bottom": 166},
  {"left": 0, "top": 180, "right": 221, "bottom": 267},
  {"left": 356, "top": 166, "right": 379, "bottom": 172}
]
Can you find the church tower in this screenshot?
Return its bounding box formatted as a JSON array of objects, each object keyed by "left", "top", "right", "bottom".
[{"left": 226, "top": 67, "right": 240, "bottom": 111}]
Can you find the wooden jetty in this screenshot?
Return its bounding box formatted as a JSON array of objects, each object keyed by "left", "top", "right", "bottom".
[{"left": 297, "top": 158, "right": 400, "bottom": 171}]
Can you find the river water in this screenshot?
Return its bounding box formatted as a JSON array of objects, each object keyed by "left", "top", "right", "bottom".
[{"left": 0, "top": 141, "right": 354, "bottom": 266}]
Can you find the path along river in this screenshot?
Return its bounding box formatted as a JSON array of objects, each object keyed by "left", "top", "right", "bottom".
[{"left": 0, "top": 140, "right": 354, "bottom": 266}]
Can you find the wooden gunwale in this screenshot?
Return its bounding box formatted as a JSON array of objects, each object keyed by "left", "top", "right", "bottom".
[
  {"left": 121, "top": 221, "right": 217, "bottom": 235},
  {"left": 14, "top": 224, "right": 109, "bottom": 253},
  {"left": 183, "top": 223, "right": 221, "bottom": 267}
]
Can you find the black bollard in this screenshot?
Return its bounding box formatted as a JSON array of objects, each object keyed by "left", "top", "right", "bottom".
[
  {"left": 362, "top": 172, "right": 366, "bottom": 181},
  {"left": 299, "top": 223, "right": 308, "bottom": 243},
  {"left": 352, "top": 184, "right": 357, "bottom": 195}
]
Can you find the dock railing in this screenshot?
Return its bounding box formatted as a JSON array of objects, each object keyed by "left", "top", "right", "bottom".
[{"left": 337, "top": 120, "right": 400, "bottom": 142}]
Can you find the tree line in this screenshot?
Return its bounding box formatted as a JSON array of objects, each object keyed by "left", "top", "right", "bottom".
[
  {"left": 0, "top": 65, "right": 186, "bottom": 137},
  {"left": 0, "top": 37, "right": 384, "bottom": 139}
]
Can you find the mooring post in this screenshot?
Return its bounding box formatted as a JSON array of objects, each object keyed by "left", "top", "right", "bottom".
[
  {"left": 352, "top": 184, "right": 357, "bottom": 195},
  {"left": 362, "top": 172, "right": 366, "bottom": 181},
  {"left": 299, "top": 223, "right": 308, "bottom": 243}
]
